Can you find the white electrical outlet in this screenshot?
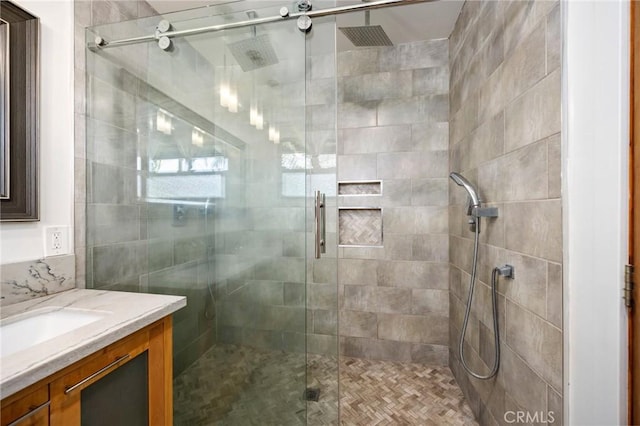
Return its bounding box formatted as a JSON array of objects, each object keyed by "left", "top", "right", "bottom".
[{"left": 45, "top": 226, "right": 69, "bottom": 257}]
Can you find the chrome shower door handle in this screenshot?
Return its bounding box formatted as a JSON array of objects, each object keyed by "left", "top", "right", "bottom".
[{"left": 314, "top": 190, "right": 326, "bottom": 259}]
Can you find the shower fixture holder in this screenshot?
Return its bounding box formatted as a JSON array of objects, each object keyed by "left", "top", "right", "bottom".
[
  {"left": 472, "top": 206, "right": 499, "bottom": 218},
  {"left": 495, "top": 264, "right": 515, "bottom": 279}
]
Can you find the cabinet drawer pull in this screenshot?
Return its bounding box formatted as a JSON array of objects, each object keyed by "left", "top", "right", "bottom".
[
  {"left": 7, "top": 400, "right": 50, "bottom": 426},
  {"left": 64, "top": 354, "right": 130, "bottom": 395}
]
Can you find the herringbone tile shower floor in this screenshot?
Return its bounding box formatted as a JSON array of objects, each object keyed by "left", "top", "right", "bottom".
[{"left": 173, "top": 344, "right": 477, "bottom": 425}]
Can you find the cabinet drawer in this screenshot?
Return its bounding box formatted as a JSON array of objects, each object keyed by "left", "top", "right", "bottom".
[{"left": 1, "top": 385, "right": 49, "bottom": 426}]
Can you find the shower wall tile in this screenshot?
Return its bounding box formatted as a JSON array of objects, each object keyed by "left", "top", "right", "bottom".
[
  {"left": 501, "top": 21, "right": 546, "bottom": 106},
  {"left": 377, "top": 94, "right": 448, "bottom": 126},
  {"left": 412, "top": 234, "right": 449, "bottom": 262},
  {"left": 337, "top": 39, "right": 450, "bottom": 364},
  {"left": 340, "top": 310, "right": 377, "bottom": 338},
  {"left": 506, "top": 300, "right": 562, "bottom": 391},
  {"left": 337, "top": 101, "right": 378, "bottom": 128},
  {"left": 548, "top": 385, "right": 563, "bottom": 424},
  {"left": 312, "top": 54, "right": 336, "bottom": 80},
  {"left": 308, "top": 78, "right": 336, "bottom": 106},
  {"left": 413, "top": 67, "right": 450, "bottom": 96},
  {"left": 546, "top": 4, "right": 561, "bottom": 74},
  {"left": 412, "top": 122, "right": 449, "bottom": 151},
  {"left": 466, "top": 112, "right": 504, "bottom": 171},
  {"left": 377, "top": 313, "right": 448, "bottom": 345},
  {"left": 504, "top": 70, "right": 561, "bottom": 153},
  {"left": 377, "top": 260, "right": 449, "bottom": 289},
  {"left": 340, "top": 70, "right": 412, "bottom": 103},
  {"left": 378, "top": 39, "right": 449, "bottom": 72},
  {"left": 504, "top": 200, "right": 562, "bottom": 262},
  {"left": 338, "top": 259, "right": 378, "bottom": 285},
  {"left": 411, "top": 178, "right": 449, "bottom": 206},
  {"left": 91, "top": 1, "right": 122, "bottom": 26},
  {"left": 337, "top": 154, "right": 377, "bottom": 181},
  {"left": 547, "top": 262, "right": 563, "bottom": 328},
  {"left": 337, "top": 49, "right": 379, "bottom": 77},
  {"left": 377, "top": 150, "right": 448, "bottom": 179},
  {"left": 478, "top": 138, "right": 548, "bottom": 202},
  {"left": 338, "top": 40, "right": 449, "bottom": 365},
  {"left": 416, "top": 206, "right": 450, "bottom": 234},
  {"left": 449, "top": 0, "right": 562, "bottom": 423},
  {"left": 340, "top": 125, "right": 412, "bottom": 154},
  {"left": 411, "top": 289, "right": 449, "bottom": 315},
  {"left": 547, "top": 133, "right": 562, "bottom": 198}
]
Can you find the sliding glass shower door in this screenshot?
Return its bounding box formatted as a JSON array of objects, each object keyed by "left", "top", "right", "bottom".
[{"left": 85, "top": 2, "right": 338, "bottom": 424}]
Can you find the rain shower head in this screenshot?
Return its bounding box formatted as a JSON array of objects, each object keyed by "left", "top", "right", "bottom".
[
  {"left": 339, "top": 9, "right": 393, "bottom": 47},
  {"left": 227, "top": 11, "right": 279, "bottom": 72},
  {"left": 228, "top": 34, "right": 279, "bottom": 71}
]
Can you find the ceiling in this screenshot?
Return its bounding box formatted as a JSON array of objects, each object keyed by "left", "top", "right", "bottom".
[{"left": 145, "top": 0, "right": 463, "bottom": 51}]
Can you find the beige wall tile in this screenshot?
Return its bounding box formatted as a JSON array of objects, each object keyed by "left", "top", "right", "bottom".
[
  {"left": 338, "top": 259, "right": 378, "bottom": 286},
  {"left": 547, "top": 262, "right": 563, "bottom": 328},
  {"left": 410, "top": 343, "right": 448, "bottom": 365},
  {"left": 546, "top": 3, "right": 561, "bottom": 74},
  {"left": 504, "top": 200, "right": 562, "bottom": 262},
  {"left": 411, "top": 289, "right": 449, "bottom": 315},
  {"left": 547, "top": 133, "right": 562, "bottom": 198},
  {"left": 340, "top": 310, "right": 378, "bottom": 338},
  {"left": 500, "top": 344, "right": 548, "bottom": 414},
  {"left": 502, "top": 21, "right": 546, "bottom": 105},
  {"left": 377, "top": 260, "right": 449, "bottom": 289},
  {"left": 548, "top": 385, "right": 563, "bottom": 425},
  {"left": 504, "top": 70, "right": 561, "bottom": 153},
  {"left": 506, "top": 300, "right": 562, "bottom": 391},
  {"left": 376, "top": 287, "right": 412, "bottom": 314},
  {"left": 378, "top": 313, "right": 449, "bottom": 345},
  {"left": 501, "top": 252, "right": 548, "bottom": 318},
  {"left": 449, "top": 1, "right": 562, "bottom": 420},
  {"left": 341, "top": 336, "right": 411, "bottom": 362}
]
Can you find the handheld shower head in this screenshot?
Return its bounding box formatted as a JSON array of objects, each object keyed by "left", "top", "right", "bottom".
[{"left": 449, "top": 172, "right": 481, "bottom": 209}]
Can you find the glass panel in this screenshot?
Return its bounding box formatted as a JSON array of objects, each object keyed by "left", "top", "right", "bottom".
[
  {"left": 85, "top": 3, "right": 337, "bottom": 424},
  {"left": 304, "top": 14, "right": 339, "bottom": 426}
]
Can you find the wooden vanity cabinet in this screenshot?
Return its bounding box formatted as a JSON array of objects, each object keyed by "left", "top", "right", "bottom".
[
  {"left": 1, "top": 316, "right": 173, "bottom": 426},
  {"left": 0, "top": 385, "right": 49, "bottom": 426}
]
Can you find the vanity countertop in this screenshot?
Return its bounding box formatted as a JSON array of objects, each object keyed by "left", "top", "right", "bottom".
[{"left": 0, "top": 289, "right": 186, "bottom": 399}]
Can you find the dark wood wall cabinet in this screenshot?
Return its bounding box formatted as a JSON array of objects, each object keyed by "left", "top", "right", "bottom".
[
  {"left": 0, "top": 1, "right": 39, "bottom": 221},
  {"left": 0, "top": 317, "right": 174, "bottom": 426}
]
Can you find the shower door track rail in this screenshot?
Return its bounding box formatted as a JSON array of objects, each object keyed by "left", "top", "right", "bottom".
[{"left": 88, "top": 0, "right": 434, "bottom": 50}]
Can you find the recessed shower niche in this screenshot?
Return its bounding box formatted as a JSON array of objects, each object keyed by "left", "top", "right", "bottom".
[
  {"left": 338, "top": 181, "right": 383, "bottom": 247},
  {"left": 338, "top": 207, "right": 383, "bottom": 246}
]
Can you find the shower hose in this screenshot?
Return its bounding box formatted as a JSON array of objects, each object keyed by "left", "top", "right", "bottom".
[{"left": 459, "top": 219, "right": 501, "bottom": 380}]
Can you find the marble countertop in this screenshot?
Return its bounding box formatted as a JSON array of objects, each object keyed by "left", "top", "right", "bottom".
[{"left": 0, "top": 289, "right": 186, "bottom": 399}]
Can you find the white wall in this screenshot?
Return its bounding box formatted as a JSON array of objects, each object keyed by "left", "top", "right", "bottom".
[
  {"left": 0, "top": 0, "right": 74, "bottom": 264},
  {"left": 564, "top": 0, "right": 629, "bottom": 423}
]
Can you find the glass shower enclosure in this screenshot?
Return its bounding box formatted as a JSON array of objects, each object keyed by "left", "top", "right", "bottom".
[{"left": 84, "top": 2, "right": 338, "bottom": 424}]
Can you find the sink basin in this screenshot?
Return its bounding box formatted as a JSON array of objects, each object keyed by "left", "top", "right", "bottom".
[{"left": 0, "top": 307, "right": 106, "bottom": 357}]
